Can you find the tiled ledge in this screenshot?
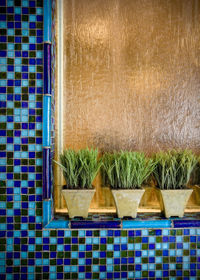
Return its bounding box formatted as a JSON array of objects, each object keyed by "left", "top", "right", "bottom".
[{"left": 44, "top": 213, "right": 200, "bottom": 230}]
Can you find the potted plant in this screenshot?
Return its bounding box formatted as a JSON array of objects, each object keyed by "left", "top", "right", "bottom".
[
  {"left": 101, "top": 151, "right": 156, "bottom": 218},
  {"left": 54, "top": 148, "right": 102, "bottom": 218},
  {"left": 153, "top": 150, "right": 197, "bottom": 218}
]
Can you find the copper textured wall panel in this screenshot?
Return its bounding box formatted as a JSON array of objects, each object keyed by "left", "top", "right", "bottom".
[{"left": 56, "top": 0, "right": 200, "bottom": 210}]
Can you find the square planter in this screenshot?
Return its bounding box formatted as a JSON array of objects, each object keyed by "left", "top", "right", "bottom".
[
  {"left": 155, "top": 188, "right": 193, "bottom": 218},
  {"left": 112, "top": 189, "right": 145, "bottom": 218},
  {"left": 62, "top": 189, "right": 95, "bottom": 218}
]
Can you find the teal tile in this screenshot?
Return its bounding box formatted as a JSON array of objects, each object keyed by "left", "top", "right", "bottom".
[
  {"left": 107, "top": 244, "right": 113, "bottom": 251},
  {"left": 71, "top": 252, "right": 78, "bottom": 258},
  {"left": 142, "top": 263, "right": 148, "bottom": 270},
  {"left": 142, "top": 250, "right": 148, "bottom": 257},
  {"left": 21, "top": 252, "right": 27, "bottom": 258},
  {"left": 135, "top": 271, "right": 141, "bottom": 277},
  {"left": 169, "top": 249, "right": 176, "bottom": 256},
  {"left": 92, "top": 251, "right": 99, "bottom": 258},
  {"left": 155, "top": 257, "right": 162, "bottom": 263},
  {"left": 135, "top": 257, "right": 141, "bottom": 263},
  {"left": 127, "top": 243, "right": 134, "bottom": 250},
  {"left": 78, "top": 259, "right": 85, "bottom": 265},
  {"left": 35, "top": 259, "right": 42, "bottom": 266},
  {"left": 78, "top": 273, "right": 85, "bottom": 279},
  {"left": 86, "top": 238, "right": 92, "bottom": 244},
  {"left": 114, "top": 237, "right": 120, "bottom": 244},
  {"left": 14, "top": 7, "right": 21, "bottom": 14},
  {"left": 50, "top": 273, "right": 57, "bottom": 279},
  {"left": 22, "top": 0, "right": 29, "bottom": 7},
  {"left": 64, "top": 266, "right": 70, "bottom": 272},
  {"left": 135, "top": 243, "right": 141, "bottom": 250}
]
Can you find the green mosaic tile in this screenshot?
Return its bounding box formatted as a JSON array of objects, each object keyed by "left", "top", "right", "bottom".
[
  {"left": 155, "top": 250, "right": 162, "bottom": 256},
  {"left": 121, "top": 265, "right": 127, "bottom": 271},
  {"left": 57, "top": 266, "right": 63, "bottom": 272},
  {"left": 170, "top": 257, "right": 176, "bottom": 262},
  {"left": 142, "top": 257, "right": 148, "bottom": 263},
  {"left": 36, "top": 231, "right": 42, "bottom": 237},
  {"left": 121, "top": 251, "right": 127, "bottom": 257},
  {"left": 93, "top": 258, "right": 99, "bottom": 264},
  {"left": 85, "top": 266, "right": 91, "bottom": 272},
  {"left": 190, "top": 243, "right": 196, "bottom": 249},
  {"left": 107, "top": 252, "right": 113, "bottom": 258},
  {"left": 128, "top": 265, "right": 134, "bottom": 271},
  {"left": 92, "top": 273, "right": 99, "bottom": 279},
  {"left": 121, "top": 231, "right": 127, "bottom": 237},
  {"left": 170, "top": 270, "right": 176, "bottom": 276},
  {"left": 71, "top": 259, "right": 78, "bottom": 265},
  {"left": 86, "top": 252, "right": 92, "bottom": 258},
  {"left": 50, "top": 259, "right": 56, "bottom": 265},
  {"left": 21, "top": 260, "right": 27, "bottom": 266},
  {"left": 100, "top": 259, "right": 106, "bottom": 265},
  {"left": 142, "top": 271, "right": 148, "bottom": 277},
  {"left": 142, "top": 243, "right": 148, "bottom": 249},
  {"left": 190, "top": 256, "right": 196, "bottom": 262},
  {"left": 107, "top": 237, "right": 113, "bottom": 244},
  {"left": 36, "top": 267, "right": 42, "bottom": 273},
  {"left": 169, "top": 243, "right": 175, "bottom": 249},
  {"left": 114, "top": 265, "right": 120, "bottom": 271},
  {"left": 184, "top": 271, "right": 189, "bottom": 276},
  {"left": 13, "top": 267, "right": 20, "bottom": 273},
  {"left": 100, "top": 245, "right": 106, "bottom": 251},
  {"left": 128, "top": 237, "right": 134, "bottom": 243},
  {"left": 43, "top": 252, "right": 49, "bottom": 258},
  {"left": 156, "top": 236, "right": 162, "bottom": 242},
  {"left": 93, "top": 245, "right": 99, "bottom": 250},
  {"left": 64, "top": 252, "right": 70, "bottom": 258},
  {"left": 134, "top": 237, "right": 142, "bottom": 243},
  {"left": 36, "top": 245, "right": 42, "bottom": 251}
]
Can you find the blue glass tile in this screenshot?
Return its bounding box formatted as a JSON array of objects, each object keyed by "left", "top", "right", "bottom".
[
  {"left": 71, "top": 220, "right": 121, "bottom": 229},
  {"left": 173, "top": 220, "right": 200, "bottom": 228}
]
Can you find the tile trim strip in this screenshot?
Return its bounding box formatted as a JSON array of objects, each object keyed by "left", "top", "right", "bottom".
[
  {"left": 70, "top": 221, "right": 122, "bottom": 229},
  {"left": 42, "top": 95, "right": 51, "bottom": 147},
  {"left": 43, "top": 199, "right": 52, "bottom": 227},
  {"left": 44, "top": 43, "right": 51, "bottom": 95},
  {"left": 45, "top": 219, "right": 70, "bottom": 229},
  {"left": 43, "top": 0, "right": 53, "bottom": 227},
  {"left": 173, "top": 219, "right": 200, "bottom": 228},
  {"left": 43, "top": 147, "right": 51, "bottom": 199},
  {"left": 44, "top": 0, "right": 52, "bottom": 42},
  {"left": 122, "top": 219, "right": 172, "bottom": 229}
]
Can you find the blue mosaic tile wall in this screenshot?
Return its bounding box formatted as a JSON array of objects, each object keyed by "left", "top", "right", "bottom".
[{"left": 0, "top": 1, "right": 200, "bottom": 279}]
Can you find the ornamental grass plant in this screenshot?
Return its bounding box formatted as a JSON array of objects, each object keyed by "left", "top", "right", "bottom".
[
  {"left": 54, "top": 148, "right": 102, "bottom": 189},
  {"left": 101, "top": 151, "right": 156, "bottom": 189},
  {"left": 153, "top": 150, "right": 197, "bottom": 190}
]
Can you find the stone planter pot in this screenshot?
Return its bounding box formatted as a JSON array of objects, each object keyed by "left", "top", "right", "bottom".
[
  {"left": 155, "top": 188, "right": 193, "bottom": 218},
  {"left": 112, "top": 189, "right": 145, "bottom": 218},
  {"left": 62, "top": 189, "right": 95, "bottom": 218}
]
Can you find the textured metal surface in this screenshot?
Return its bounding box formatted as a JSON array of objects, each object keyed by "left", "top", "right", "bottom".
[
  {"left": 56, "top": 0, "right": 200, "bottom": 210},
  {"left": 62, "top": 0, "right": 200, "bottom": 153}
]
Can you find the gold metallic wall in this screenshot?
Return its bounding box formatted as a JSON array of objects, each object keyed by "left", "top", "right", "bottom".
[{"left": 56, "top": 0, "right": 200, "bottom": 210}]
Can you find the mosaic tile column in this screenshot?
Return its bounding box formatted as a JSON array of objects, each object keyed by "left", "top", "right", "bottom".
[{"left": 42, "top": 0, "right": 52, "bottom": 205}]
